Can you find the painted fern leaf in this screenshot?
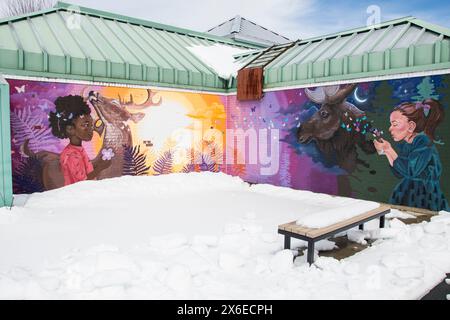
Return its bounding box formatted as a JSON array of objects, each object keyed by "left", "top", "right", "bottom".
[
  {"left": 200, "top": 154, "right": 219, "bottom": 173},
  {"left": 10, "top": 106, "right": 57, "bottom": 152},
  {"left": 123, "top": 145, "right": 150, "bottom": 176},
  {"left": 12, "top": 156, "right": 45, "bottom": 194},
  {"left": 153, "top": 150, "right": 173, "bottom": 175}
]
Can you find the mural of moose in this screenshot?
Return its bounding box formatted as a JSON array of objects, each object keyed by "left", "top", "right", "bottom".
[{"left": 297, "top": 84, "right": 377, "bottom": 175}]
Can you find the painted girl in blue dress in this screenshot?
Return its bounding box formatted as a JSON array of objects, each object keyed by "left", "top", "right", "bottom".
[{"left": 374, "top": 99, "right": 449, "bottom": 212}]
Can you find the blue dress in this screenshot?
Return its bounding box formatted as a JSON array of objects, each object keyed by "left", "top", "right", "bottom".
[{"left": 390, "top": 133, "right": 450, "bottom": 212}]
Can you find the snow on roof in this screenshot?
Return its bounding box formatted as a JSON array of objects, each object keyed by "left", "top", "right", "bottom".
[{"left": 187, "top": 44, "right": 253, "bottom": 79}]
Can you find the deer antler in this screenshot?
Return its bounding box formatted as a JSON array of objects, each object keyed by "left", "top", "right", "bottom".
[
  {"left": 305, "top": 87, "right": 326, "bottom": 104},
  {"left": 323, "top": 85, "right": 340, "bottom": 98},
  {"left": 123, "top": 89, "right": 162, "bottom": 110},
  {"left": 327, "top": 84, "right": 357, "bottom": 104}
]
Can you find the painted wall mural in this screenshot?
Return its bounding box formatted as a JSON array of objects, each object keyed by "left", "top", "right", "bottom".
[
  {"left": 9, "top": 79, "right": 226, "bottom": 194},
  {"left": 227, "top": 74, "right": 450, "bottom": 212},
  {"left": 8, "top": 74, "right": 450, "bottom": 212}
]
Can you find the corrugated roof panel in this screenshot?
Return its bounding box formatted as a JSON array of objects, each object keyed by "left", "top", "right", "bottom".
[
  {"left": 132, "top": 25, "right": 186, "bottom": 70},
  {"left": 207, "top": 15, "right": 290, "bottom": 47},
  {"left": 29, "top": 16, "right": 65, "bottom": 57},
  {"left": 316, "top": 34, "right": 355, "bottom": 60},
  {"left": 57, "top": 11, "right": 103, "bottom": 61},
  {"left": 100, "top": 18, "right": 148, "bottom": 65},
  {"left": 301, "top": 37, "right": 341, "bottom": 63},
  {"left": 78, "top": 14, "right": 123, "bottom": 63},
  {"left": 112, "top": 22, "right": 158, "bottom": 68},
  {"left": 352, "top": 28, "right": 386, "bottom": 55},
  {"left": 268, "top": 43, "right": 310, "bottom": 68},
  {"left": 164, "top": 31, "right": 217, "bottom": 74},
  {"left": 416, "top": 31, "right": 441, "bottom": 45},
  {"left": 88, "top": 17, "right": 139, "bottom": 64},
  {"left": 0, "top": 24, "right": 18, "bottom": 50},
  {"left": 334, "top": 32, "right": 368, "bottom": 58},
  {"left": 286, "top": 41, "right": 323, "bottom": 65},
  {"left": 373, "top": 24, "right": 407, "bottom": 52},
  {"left": 394, "top": 25, "right": 423, "bottom": 49},
  {"left": 144, "top": 28, "right": 202, "bottom": 73},
  {"left": 207, "top": 19, "right": 233, "bottom": 36},
  {"left": 126, "top": 24, "right": 173, "bottom": 69},
  {"left": 10, "top": 20, "right": 41, "bottom": 53},
  {"left": 239, "top": 18, "right": 290, "bottom": 44}
]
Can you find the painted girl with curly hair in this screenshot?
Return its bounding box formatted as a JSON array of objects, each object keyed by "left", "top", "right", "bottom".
[{"left": 49, "top": 95, "right": 110, "bottom": 186}]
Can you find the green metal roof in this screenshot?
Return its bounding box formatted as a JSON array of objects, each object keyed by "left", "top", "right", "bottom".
[
  {"left": 231, "top": 16, "right": 450, "bottom": 89},
  {"left": 0, "top": 1, "right": 260, "bottom": 91},
  {"left": 1, "top": 6, "right": 450, "bottom": 93}
]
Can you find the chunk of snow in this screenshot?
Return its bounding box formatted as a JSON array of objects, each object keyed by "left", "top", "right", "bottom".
[
  {"left": 218, "top": 253, "right": 245, "bottom": 271},
  {"left": 347, "top": 230, "right": 369, "bottom": 245},
  {"left": 149, "top": 234, "right": 189, "bottom": 250},
  {"left": 389, "top": 218, "right": 407, "bottom": 229},
  {"left": 424, "top": 222, "right": 446, "bottom": 234},
  {"left": 269, "top": 250, "right": 293, "bottom": 272},
  {"left": 165, "top": 265, "right": 192, "bottom": 293},
  {"left": 186, "top": 44, "right": 252, "bottom": 79},
  {"left": 343, "top": 262, "right": 361, "bottom": 275},
  {"left": 88, "top": 269, "right": 134, "bottom": 288},
  {"left": 95, "top": 252, "right": 139, "bottom": 273},
  {"left": 191, "top": 235, "right": 218, "bottom": 247},
  {"left": 315, "top": 239, "right": 337, "bottom": 251},
  {"left": 223, "top": 223, "right": 243, "bottom": 234},
  {"left": 296, "top": 200, "right": 380, "bottom": 229},
  {"left": 386, "top": 209, "right": 416, "bottom": 220},
  {"left": 369, "top": 228, "right": 402, "bottom": 240}
]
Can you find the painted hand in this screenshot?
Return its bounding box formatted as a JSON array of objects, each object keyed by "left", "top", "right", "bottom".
[
  {"left": 374, "top": 138, "right": 391, "bottom": 155},
  {"left": 373, "top": 139, "right": 385, "bottom": 155}
]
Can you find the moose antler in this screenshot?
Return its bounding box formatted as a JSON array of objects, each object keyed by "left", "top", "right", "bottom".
[
  {"left": 304, "top": 85, "right": 341, "bottom": 104},
  {"left": 305, "top": 87, "right": 326, "bottom": 104},
  {"left": 327, "top": 84, "right": 357, "bottom": 105}
]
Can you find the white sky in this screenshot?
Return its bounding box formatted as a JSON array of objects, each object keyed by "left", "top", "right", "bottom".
[{"left": 1, "top": 0, "right": 449, "bottom": 41}]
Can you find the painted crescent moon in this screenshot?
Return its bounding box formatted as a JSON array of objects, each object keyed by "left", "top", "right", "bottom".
[{"left": 354, "top": 87, "right": 368, "bottom": 104}]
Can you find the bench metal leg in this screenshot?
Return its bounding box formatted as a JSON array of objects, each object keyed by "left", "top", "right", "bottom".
[
  {"left": 307, "top": 241, "right": 315, "bottom": 265},
  {"left": 380, "top": 215, "right": 386, "bottom": 228},
  {"left": 359, "top": 224, "right": 364, "bottom": 230},
  {"left": 284, "top": 235, "right": 291, "bottom": 250}
]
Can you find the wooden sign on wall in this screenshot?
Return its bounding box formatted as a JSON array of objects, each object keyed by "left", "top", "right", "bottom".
[{"left": 237, "top": 67, "right": 264, "bottom": 101}]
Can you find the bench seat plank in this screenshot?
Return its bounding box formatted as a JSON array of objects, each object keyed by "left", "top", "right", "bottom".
[{"left": 278, "top": 205, "right": 390, "bottom": 239}]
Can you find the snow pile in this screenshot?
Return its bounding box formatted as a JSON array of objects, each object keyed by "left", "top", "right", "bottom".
[
  {"left": 187, "top": 44, "right": 252, "bottom": 79},
  {"left": 296, "top": 200, "right": 381, "bottom": 229},
  {"left": 0, "top": 172, "right": 449, "bottom": 300}
]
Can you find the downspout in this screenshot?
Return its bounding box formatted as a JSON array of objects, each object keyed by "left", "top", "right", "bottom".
[{"left": 0, "top": 74, "right": 13, "bottom": 208}]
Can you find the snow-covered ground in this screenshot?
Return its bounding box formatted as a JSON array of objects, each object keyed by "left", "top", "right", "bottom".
[{"left": 0, "top": 172, "right": 449, "bottom": 300}]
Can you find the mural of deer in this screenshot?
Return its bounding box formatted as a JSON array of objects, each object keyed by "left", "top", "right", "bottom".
[
  {"left": 22, "top": 89, "right": 161, "bottom": 190},
  {"left": 297, "top": 84, "right": 376, "bottom": 175}
]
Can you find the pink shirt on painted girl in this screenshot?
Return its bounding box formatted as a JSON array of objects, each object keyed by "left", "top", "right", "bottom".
[{"left": 60, "top": 144, "right": 94, "bottom": 186}]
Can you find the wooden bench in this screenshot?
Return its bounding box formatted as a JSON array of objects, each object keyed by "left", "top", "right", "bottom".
[{"left": 278, "top": 205, "right": 391, "bottom": 265}]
